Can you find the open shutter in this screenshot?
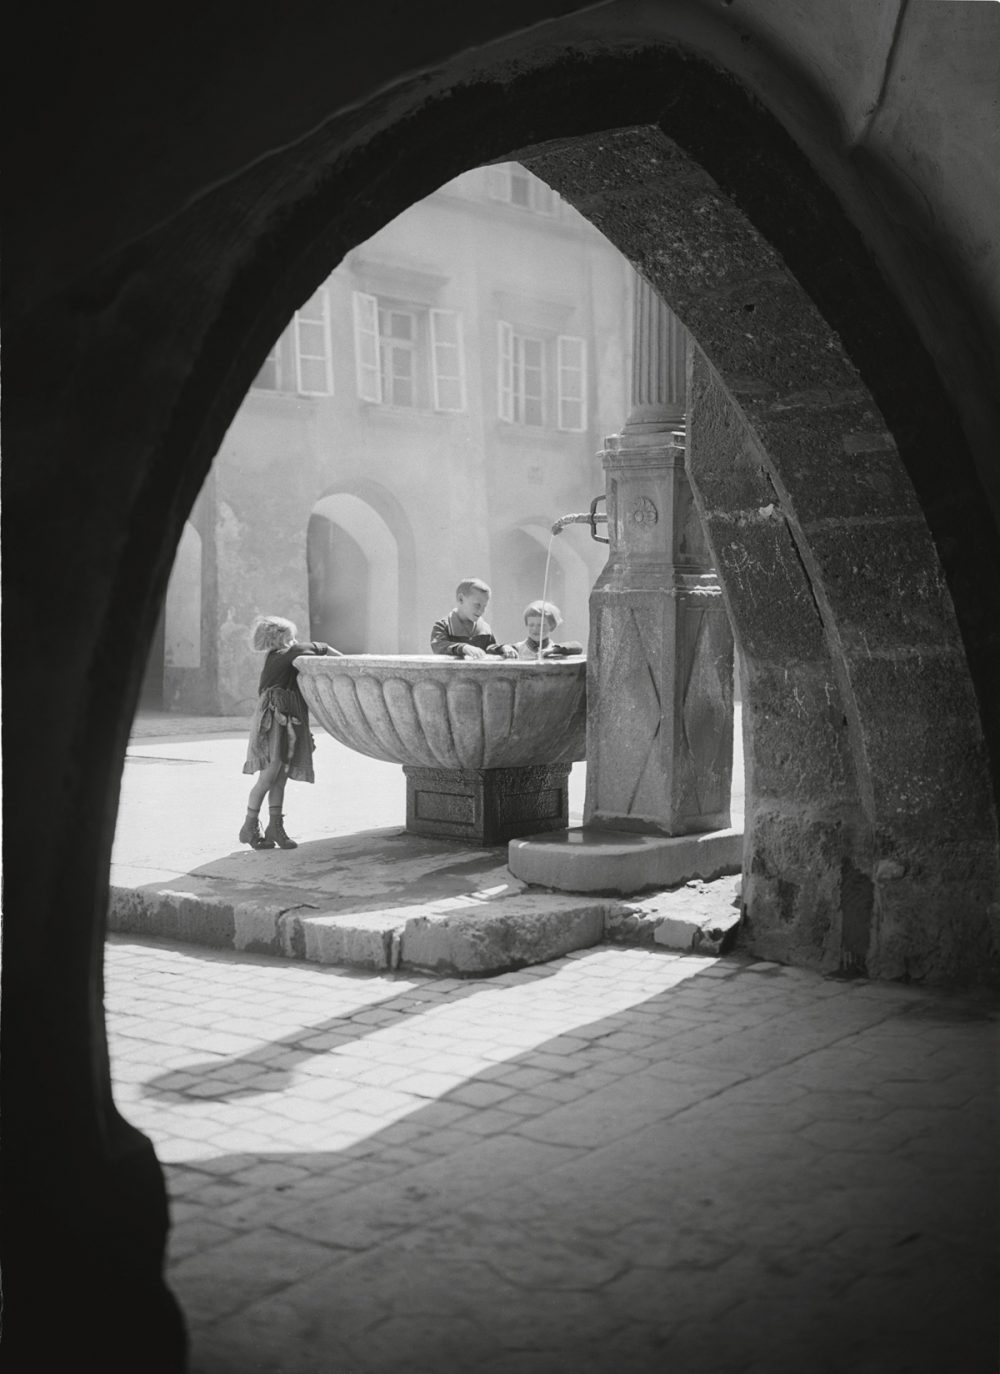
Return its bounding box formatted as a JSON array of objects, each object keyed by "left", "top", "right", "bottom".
[
  {"left": 497, "top": 320, "right": 513, "bottom": 422},
  {"left": 293, "top": 288, "right": 333, "bottom": 396},
  {"left": 557, "top": 334, "right": 587, "bottom": 431},
  {"left": 430, "top": 309, "right": 466, "bottom": 412},
  {"left": 352, "top": 291, "right": 382, "bottom": 403}
]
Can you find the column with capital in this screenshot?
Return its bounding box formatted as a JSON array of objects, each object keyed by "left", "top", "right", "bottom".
[
  {"left": 585, "top": 273, "right": 734, "bottom": 835},
  {"left": 509, "top": 272, "right": 740, "bottom": 896}
]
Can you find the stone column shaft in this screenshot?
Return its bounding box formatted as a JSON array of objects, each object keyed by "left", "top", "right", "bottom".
[{"left": 584, "top": 275, "right": 734, "bottom": 836}]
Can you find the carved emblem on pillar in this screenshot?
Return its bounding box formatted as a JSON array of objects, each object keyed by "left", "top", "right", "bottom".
[{"left": 632, "top": 497, "right": 658, "bottom": 526}]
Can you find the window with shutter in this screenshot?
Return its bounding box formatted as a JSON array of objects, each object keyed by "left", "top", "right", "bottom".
[
  {"left": 293, "top": 288, "right": 334, "bottom": 396},
  {"left": 498, "top": 323, "right": 546, "bottom": 426},
  {"left": 557, "top": 335, "right": 587, "bottom": 432},
  {"left": 431, "top": 310, "right": 466, "bottom": 412},
  {"left": 378, "top": 306, "right": 417, "bottom": 407},
  {"left": 352, "top": 291, "right": 382, "bottom": 403}
]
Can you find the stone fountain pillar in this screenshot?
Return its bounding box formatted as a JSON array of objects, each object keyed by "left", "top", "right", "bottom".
[{"left": 509, "top": 274, "right": 741, "bottom": 893}]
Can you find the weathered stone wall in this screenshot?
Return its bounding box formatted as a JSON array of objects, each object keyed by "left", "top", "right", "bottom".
[{"left": 688, "top": 352, "right": 870, "bottom": 974}]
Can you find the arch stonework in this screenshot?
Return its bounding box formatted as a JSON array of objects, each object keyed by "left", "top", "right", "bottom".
[
  {"left": 518, "top": 124, "right": 999, "bottom": 981},
  {"left": 5, "top": 8, "right": 1000, "bottom": 1368}
]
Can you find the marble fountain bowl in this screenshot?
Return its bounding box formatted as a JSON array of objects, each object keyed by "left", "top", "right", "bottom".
[{"left": 295, "top": 654, "right": 587, "bottom": 771}]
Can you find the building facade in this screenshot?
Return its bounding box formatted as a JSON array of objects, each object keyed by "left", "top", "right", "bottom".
[{"left": 148, "top": 164, "right": 633, "bottom": 713}]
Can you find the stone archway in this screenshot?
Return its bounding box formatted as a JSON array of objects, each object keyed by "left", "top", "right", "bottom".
[
  {"left": 493, "top": 519, "right": 595, "bottom": 647},
  {"left": 307, "top": 493, "right": 400, "bottom": 653},
  {"left": 89, "top": 55, "right": 993, "bottom": 987},
  {"left": 20, "top": 46, "right": 992, "bottom": 987},
  {"left": 7, "top": 15, "right": 1000, "bottom": 1371},
  {"left": 514, "top": 125, "right": 1000, "bottom": 981}
]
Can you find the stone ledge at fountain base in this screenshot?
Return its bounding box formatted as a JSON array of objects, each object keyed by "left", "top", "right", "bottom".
[
  {"left": 108, "top": 878, "right": 613, "bottom": 977},
  {"left": 107, "top": 829, "right": 744, "bottom": 977},
  {"left": 508, "top": 826, "right": 744, "bottom": 896}
]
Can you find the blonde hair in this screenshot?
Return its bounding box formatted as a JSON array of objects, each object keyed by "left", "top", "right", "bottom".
[
  {"left": 523, "top": 600, "right": 561, "bottom": 630},
  {"left": 249, "top": 615, "right": 296, "bottom": 651}
]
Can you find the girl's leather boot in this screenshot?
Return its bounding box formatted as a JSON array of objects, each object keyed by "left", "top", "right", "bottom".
[
  {"left": 239, "top": 812, "right": 273, "bottom": 849},
  {"left": 264, "top": 811, "right": 297, "bottom": 849}
]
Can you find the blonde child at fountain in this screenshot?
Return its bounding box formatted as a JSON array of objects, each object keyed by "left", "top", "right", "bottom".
[
  {"left": 430, "top": 578, "right": 518, "bottom": 660},
  {"left": 239, "top": 615, "right": 343, "bottom": 850},
  {"left": 513, "top": 600, "right": 584, "bottom": 660}
]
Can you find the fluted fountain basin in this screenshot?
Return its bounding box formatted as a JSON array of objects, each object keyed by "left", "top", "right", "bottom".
[{"left": 296, "top": 654, "right": 586, "bottom": 770}]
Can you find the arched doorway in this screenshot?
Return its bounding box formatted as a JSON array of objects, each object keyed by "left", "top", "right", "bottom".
[
  {"left": 305, "top": 486, "right": 420, "bottom": 653},
  {"left": 493, "top": 520, "right": 596, "bottom": 648},
  {"left": 307, "top": 494, "right": 400, "bottom": 653}
]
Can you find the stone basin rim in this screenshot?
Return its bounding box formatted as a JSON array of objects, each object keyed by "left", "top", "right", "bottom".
[
  {"left": 295, "top": 654, "right": 586, "bottom": 669},
  {"left": 296, "top": 653, "right": 587, "bottom": 770}
]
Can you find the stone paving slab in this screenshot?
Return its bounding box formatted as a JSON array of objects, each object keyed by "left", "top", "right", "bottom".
[
  {"left": 104, "top": 938, "right": 1000, "bottom": 1374},
  {"left": 110, "top": 723, "right": 744, "bottom": 974}
]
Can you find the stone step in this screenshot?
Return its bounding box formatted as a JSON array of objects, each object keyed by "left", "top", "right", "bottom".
[{"left": 108, "top": 855, "right": 743, "bottom": 977}]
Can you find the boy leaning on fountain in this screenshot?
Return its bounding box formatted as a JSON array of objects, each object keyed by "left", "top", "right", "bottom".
[
  {"left": 513, "top": 600, "right": 584, "bottom": 660},
  {"left": 430, "top": 578, "right": 518, "bottom": 659}
]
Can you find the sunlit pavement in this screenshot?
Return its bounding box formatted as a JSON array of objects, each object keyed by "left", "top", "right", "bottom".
[
  {"left": 106, "top": 934, "right": 998, "bottom": 1374},
  {"left": 110, "top": 713, "right": 747, "bottom": 973}
]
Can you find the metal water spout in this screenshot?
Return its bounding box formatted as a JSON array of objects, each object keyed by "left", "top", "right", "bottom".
[{"left": 551, "top": 494, "right": 609, "bottom": 543}]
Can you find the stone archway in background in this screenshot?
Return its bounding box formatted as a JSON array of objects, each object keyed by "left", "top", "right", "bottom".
[
  {"left": 493, "top": 519, "right": 594, "bottom": 648},
  {"left": 307, "top": 481, "right": 420, "bottom": 653},
  {"left": 308, "top": 494, "right": 399, "bottom": 653}
]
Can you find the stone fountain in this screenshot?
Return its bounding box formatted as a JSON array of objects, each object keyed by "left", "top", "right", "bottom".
[{"left": 296, "top": 654, "right": 586, "bottom": 846}]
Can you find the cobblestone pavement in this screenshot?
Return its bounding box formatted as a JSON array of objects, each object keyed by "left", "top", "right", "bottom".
[{"left": 106, "top": 936, "right": 998, "bottom": 1374}]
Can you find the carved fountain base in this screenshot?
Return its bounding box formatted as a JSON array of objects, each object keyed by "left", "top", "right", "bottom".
[{"left": 404, "top": 763, "right": 572, "bottom": 847}]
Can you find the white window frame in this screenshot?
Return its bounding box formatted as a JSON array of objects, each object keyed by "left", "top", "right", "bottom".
[
  {"left": 379, "top": 304, "right": 419, "bottom": 407},
  {"left": 352, "top": 291, "right": 382, "bottom": 403},
  {"left": 514, "top": 332, "right": 545, "bottom": 426},
  {"left": 293, "top": 286, "right": 334, "bottom": 396},
  {"left": 430, "top": 309, "right": 466, "bottom": 412},
  {"left": 498, "top": 321, "right": 546, "bottom": 426},
  {"left": 557, "top": 334, "right": 588, "bottom": 432}
]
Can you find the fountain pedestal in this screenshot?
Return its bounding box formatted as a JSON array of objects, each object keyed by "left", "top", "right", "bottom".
[
  {"left": 405, "top": 763, "right": 572, "bottom": 846},
  {"left": 296, "top": 654, "right": 586, "bottom": 848}
]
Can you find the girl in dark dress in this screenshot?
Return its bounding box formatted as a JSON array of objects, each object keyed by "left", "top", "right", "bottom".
[{"left": 239, "top": 615, "right": 342, "bottom": 849}]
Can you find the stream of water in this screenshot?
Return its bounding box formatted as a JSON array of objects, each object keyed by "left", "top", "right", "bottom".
[{"left": 536, "top": 532, "right": 557, "bottom": 663}]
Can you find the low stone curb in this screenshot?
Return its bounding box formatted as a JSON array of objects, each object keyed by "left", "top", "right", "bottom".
[
  {"left": 108, "top": 883, "right": 612, "bottom": 976},
  {"left": 107, "top": 875, "right": 743, "bottom": 976}
]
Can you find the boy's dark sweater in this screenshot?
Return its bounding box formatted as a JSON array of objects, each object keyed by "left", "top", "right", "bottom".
[{"left": 430, "top": 612, "right": 507, "bottom": 657}]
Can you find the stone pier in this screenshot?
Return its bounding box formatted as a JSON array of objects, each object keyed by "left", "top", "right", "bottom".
[{"left": 509, "top": 274, "right": 741, "bottom": 895}]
